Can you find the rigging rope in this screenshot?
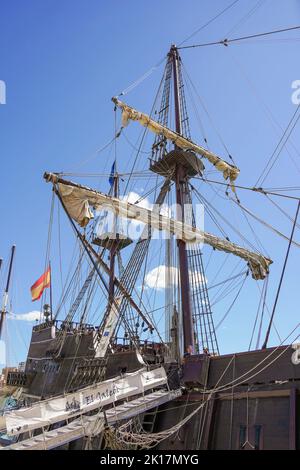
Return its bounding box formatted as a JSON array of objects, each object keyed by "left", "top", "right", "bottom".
[
  {"left": 255, "top": 104, "right": 300, "bottom": 186},
  {"left": 67, "top": 136, "right": 117, "bottom": 172},
  {"left": 179, "top": 25, "right": 300, "bottom": 49},
  {"left": 206, "top": 270, "right": 248, "bottom": 293},
  {"left": 225, "top": 46, "right": 300, "bottom": 177},
  {"left": 253, "top": 278, "right": 282, "bottom": 344},
  {"left": 116, "top": 57, "right": 166, "bottom": 98},
  {"left": 215, "top": 271, "right": 248, "bottom": 330},
  {"left": 182, "top": 64, "right": 235, "bottom": 163},
  {"left": 229, "top": 196, "right": 300, "bottom": 248},
  {"left": 248, "top": 276, "right": 267, "bottom": 351},
  {"left": 121, "top": 68, "right": 166, "bottom": 196},
  {"left": 262, "top": 200, "right": 300, "bottom": 349},
  {"left": 178, "top": 0, "right": 241, "bottom": 46},
  {"left": 40, "top": 191, "right": 55, "bottom": 318},
  {"left": 224, "top": 0, "right": 266, "bottom": 38},
  {"left": 210, "top": 265, "right": 245, "bottom": 306},
  {"left": 192, "top": 184, "right": 262, "bottom": 254},
  {"left": 255, "top": 275, "right": 269, "bottom": 349},
  {"left": 197, "top": 323, "right": 300, "bottom": 395},
  {"left": 104, "top": 399, "right": 208, "bottom": 449},
  {"left": 195, "top": 176, "right": 300, "bottom": 201},
  {"left": 266, "top": 195, "right": 300, "bottom": 230}
]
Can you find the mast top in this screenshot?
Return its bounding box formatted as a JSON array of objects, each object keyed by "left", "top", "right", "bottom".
[{"left": 169, "top": 44, "right": 179, "bottom": 55}]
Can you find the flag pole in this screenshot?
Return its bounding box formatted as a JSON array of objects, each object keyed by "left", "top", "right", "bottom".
[{"left": 49, "top": 261, "right": 53, "bottom": 321}]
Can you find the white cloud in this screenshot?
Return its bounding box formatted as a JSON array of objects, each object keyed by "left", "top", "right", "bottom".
[
  {"left": 190, "top": 271, "right": 207, "bottom": 287},
  {"left": 122, "top": 193, "right": 173, "bottom": 240},
  {"left": 121, "top": 192, "right": 173, "bottom": 220},
  {"left": 119, "top": 192, "right": 153, "bottom": 238},
  {"left": 10, "top": 311, "right": 45, "bottom": 322},
  {"left": 122, "top": 192, "right": 153, "bottom": 211},
  {"left": 144, "top": 265, "right": 178, "bottom": 290},
  {"left": 144, "top": 265, "right": 207, "bottom": 290}
]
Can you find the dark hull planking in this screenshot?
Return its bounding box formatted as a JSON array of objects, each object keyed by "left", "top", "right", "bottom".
[{"left": 155, "top": 346, "right": 300, "bottom": 450}]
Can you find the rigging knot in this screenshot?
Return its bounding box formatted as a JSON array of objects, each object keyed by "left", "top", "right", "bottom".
[{"left": 252, "top": 187, "right": 266, "bottom": 195}]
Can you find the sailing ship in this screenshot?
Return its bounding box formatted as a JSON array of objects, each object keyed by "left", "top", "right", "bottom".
[{"left": 1, "top": 42, "right": 300, "bottom": 451}]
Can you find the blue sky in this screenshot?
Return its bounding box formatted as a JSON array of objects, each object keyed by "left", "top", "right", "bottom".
[{"left": 1, "top": 0, "right": 300, "bottom": 366}]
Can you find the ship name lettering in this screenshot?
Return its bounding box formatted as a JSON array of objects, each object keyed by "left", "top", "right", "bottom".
[
  {"left": 65, "top": 397, "right": 80, "bottom": 412},
  {"left": 83, "top": 385, "right": 120, "bottom": 405}
]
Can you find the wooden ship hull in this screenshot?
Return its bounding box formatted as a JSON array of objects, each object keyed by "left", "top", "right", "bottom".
[{"left": 5, "top": 325, "right": 300, "bottom": 450}]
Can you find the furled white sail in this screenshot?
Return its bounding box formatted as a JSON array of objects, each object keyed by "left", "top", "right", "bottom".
[
  {"left": 47, "top": 176, "right": 272, "bottom": 280},
  {"left": 58, "top": 183, "right": 94, "bottom": 227},
  {"left": 112, "top": 97, "right": 240, "bottom": 190}
]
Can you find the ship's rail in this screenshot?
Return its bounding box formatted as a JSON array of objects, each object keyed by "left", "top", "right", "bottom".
[
  {"left": 33, "top": 319, "right": 97, "bottom": 333},
  {"left": 113, "top": 337, "right": 167, "bottom": 352}
]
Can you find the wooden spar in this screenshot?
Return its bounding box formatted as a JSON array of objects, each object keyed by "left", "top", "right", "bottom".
[
  {"left": 111, "top": 100, "right": 240, "bottom": 187},
  {"left": 43, "top": 172, "right": 272, "bottom": 280},
  {"left": 171, "top": 45, "right": 195, "bottom": 354},
  {"left": 0, "top": 245, "right": 16, "bottom": 338}
]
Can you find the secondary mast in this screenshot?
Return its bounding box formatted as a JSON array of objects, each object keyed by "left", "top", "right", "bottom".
[
  {"left": 108, "top": 173, "right": 119, "bottom": 304},
  {"left": 0, "top": 245, "right": 16, "bottom": 338}
]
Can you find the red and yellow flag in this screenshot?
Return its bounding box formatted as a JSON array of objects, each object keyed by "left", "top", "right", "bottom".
[{"left": 30, "top": 267, "right": 51, "bottom": 301}]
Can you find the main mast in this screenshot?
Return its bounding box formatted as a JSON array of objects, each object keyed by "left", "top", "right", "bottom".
[
  {"left": 170, "top": 45, "right": 194, "bottom": 354},
  {"left": 116, "top": 44, "right": 221, "bottom": 355}
]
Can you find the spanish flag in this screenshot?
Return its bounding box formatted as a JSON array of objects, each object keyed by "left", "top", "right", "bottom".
[{"left": 31, "top": 267, "right": 51, "bottom": 301}]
